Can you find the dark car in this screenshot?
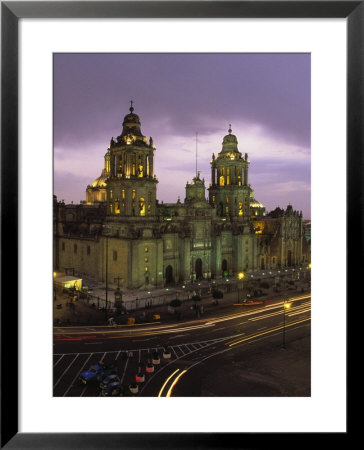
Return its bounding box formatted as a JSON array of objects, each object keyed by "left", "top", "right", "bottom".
[
  {"left": 101, "top": 381, "right": 123, "bottom": 397},
  {"left": 79, "top": 362, "right": 117, "bottom": 384},
  {"left": 99, "top": 374, "right": 120, "bottom": 391}
]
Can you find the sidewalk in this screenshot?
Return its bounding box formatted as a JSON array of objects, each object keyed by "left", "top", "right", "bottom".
[
  {"left": 54, "top": 273, "right": 310, "bottom": 326},
  {"left": 81, "top": 267, "right": 311, "bottom": 308}
]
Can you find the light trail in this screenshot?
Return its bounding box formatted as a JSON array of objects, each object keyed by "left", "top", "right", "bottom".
[
  {"left": 226, "top": 316, "right": 311, "bottom": 347},
  {"left": 248, "top": 302, "right": 311, "bottom": 321},
  {"left": 158, "top": 369, "right": 180, "bottom": 397},
  {"left": 166, "top": 370, "right": 187, "bottom": 397}
]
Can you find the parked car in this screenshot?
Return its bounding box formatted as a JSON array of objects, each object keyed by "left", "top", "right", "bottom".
[
  {"left": 100, "top": 375, "right": 122, "bottom": 396},
  {"left": 79, "top": 362, "right": 117, "bottom": 384},
  {"left": 101, "top": 381, "right": 123, "bottom": 396},
  {"left": 99, "top": 374, "right": 120, "bottom": 390}
]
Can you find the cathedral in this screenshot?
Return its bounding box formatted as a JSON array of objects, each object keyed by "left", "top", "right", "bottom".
[{"left": 53, "top": 105, "right": 310, "bottom": 289}]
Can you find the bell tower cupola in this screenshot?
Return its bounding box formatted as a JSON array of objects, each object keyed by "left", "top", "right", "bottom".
[
  {"left": 208, "top": 125, "right": 251, "bottom": 219},
  {"left": 106, "top": 102, "right": 158, "bottom": 217}
]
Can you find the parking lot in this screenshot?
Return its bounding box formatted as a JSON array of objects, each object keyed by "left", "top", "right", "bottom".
[{"left": 53, "top": 337, "right": 228, "bottom": 397}]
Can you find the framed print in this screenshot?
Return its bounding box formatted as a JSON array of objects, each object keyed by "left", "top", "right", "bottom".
[{"left": 1, "top": 1, "right": 360, "bottom": 448}]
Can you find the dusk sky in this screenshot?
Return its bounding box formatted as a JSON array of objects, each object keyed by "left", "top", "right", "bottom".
[{"left": 54, "top": 53, "right": 310, "bottom": 219}]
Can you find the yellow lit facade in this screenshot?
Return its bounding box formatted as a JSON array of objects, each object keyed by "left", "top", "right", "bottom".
[{"left": 54, "top": 106, "right": 310, "bottom": 289}]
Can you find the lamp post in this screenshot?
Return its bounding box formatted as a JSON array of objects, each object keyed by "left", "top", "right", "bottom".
[
  {"left": 238, "top": 272, "right": 245, "bottom": 303},
  {"left": 114, "top": 276, "right": 123, "bottom": 313},
  {"left": 103, "top": 225, "right": 111, "bottom": 319},
  {"left": 282, "top": 300, "right": 292, "bottom": 349}
]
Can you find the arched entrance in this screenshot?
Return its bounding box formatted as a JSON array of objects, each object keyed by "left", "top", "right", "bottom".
[
  {"left": 165, "top": 265, "right": 173, "bottom": 284},
  {"left": 195, "top": 258, "right": 203, "bottom": 279},
  {"left": 287, "top": 250, "right": 292, "bottom": 267},
  {"left": 222, "top": 259, "right": 228, "bottom": 276}
]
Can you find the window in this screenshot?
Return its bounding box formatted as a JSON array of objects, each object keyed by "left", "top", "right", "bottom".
[
  {"left": 113, "top": 250, "right": 117, "bottom": 261},
  {"left": 132, "top": 189, "right": 136, "bottom": 200},
  {"left": 145, "top": 247, "right": 148, "bottom": 252},
  {"left": 74, "top": 244, "right": 77, "bottom": 254},
  {"left": 122, "top": 189, "right": 125, "bottom": 199},
  {"left": 87, "top": 245, "right": 91, "bottom": 256},
  {"left": 148, "top": 192, "right": 152, "bottom": 202},
  {"left": 145, "top": 257, "right": 148, "bottom": 263},
  {"left": 115, "top": 199, "right": 120, "bottom": 214},
  {"left": 139, "top": 197, "right": 145, "bottom": 216},
  {"left": 62, "top": 242, "right": 65, "bottom": 251}
]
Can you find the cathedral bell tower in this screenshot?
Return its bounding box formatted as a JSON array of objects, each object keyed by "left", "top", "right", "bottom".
[
  {"left": 106, "top": 102, "right": 158, "bottom": 217},
  {"left": 208, "top": 125, "right": 251, "bottom": 219}
]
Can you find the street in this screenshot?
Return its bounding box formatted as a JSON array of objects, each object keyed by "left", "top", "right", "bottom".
[{"left": 53, "top": 294, "right": 311, "bottom": 397}]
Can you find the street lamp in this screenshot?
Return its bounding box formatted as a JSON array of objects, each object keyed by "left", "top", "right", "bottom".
[
  {"left": 103, "top": 224, "right": 111, "bottom": 318},
  {"left": 238, "top": 272, "right": 245, "bottom": 303},
  {"left": 282, "top": 300, "right": 292, "bottom": 349}
]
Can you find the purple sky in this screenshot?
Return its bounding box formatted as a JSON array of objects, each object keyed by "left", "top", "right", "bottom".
[{"left": 54, "top": 53, "right": 310, "bottom": 219}]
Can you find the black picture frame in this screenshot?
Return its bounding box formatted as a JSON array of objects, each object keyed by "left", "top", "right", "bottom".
[{"left": 1, "top": 1, "right": 358, "bottom": 448}]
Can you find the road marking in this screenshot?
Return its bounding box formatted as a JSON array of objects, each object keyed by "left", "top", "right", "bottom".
[
  {"left": 177, "top": 345, "right": 185, "bottom": 355},
  {"left": 54, "top": 354, "right": 79, "bottom": 389},
  {"left": 63, "top": 353, "right": 92, "bottom": 397},
  {"left": 80, "top": 385, "right": 87, "bottom": 397},
  {"left": 169, "top": 334, "right": 190, "bottom": 339},
  {"left": 53, "top": 354, "right": 64, "bottom": 368},
  {"left": 120, "top": 354, "right": 130, "bottom": 384},
  {"left": 132, "top": 337, "right": 156, "bottom": 342}
]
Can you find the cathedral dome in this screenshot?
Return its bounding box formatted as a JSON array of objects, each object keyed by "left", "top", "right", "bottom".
[
  {"left": 122, "top": 110, "right": 141, "bottom": 126},
  {"left": 90, "top": 174, "right": 108, "bottom": 188},
  {"left": 220, "top": 125, "right": 239, "bottom": 154},
  {"left": 222, "top": 133, "right": 238, "bottom": 145},
  {"left": 118, "top": 102, "right": 145, "bottom": 139}
]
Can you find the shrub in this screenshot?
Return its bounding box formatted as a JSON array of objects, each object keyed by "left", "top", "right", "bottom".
[
  {"left": 170, "top": 299, "right": 182, "bottom": 307},
  {"left": 212, "top": 289, "right": 223, "bottom": 299},
  {"left": 191, "top": 295, "right": 201, "bottom": 302},
  {"left": 259, "top": 281, "right": 270, "bottom": 289}
]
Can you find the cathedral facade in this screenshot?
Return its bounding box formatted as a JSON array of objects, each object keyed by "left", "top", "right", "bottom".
[{"left": 54, "top": 106, "right": 310, "bottom": 289}]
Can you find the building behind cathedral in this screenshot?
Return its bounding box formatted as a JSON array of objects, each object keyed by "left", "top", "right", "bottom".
[{"left": 53, "top": 105, "right": 310, "bottom": 289}]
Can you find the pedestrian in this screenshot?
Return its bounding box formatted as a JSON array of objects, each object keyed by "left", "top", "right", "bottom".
[{"left": 108, "top": 317, "right": 115, "bottom": 326}]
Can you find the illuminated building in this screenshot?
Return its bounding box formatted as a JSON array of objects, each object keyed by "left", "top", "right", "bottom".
[{"left": 54, "top": 105, "right": 309, "bottom": 289}]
